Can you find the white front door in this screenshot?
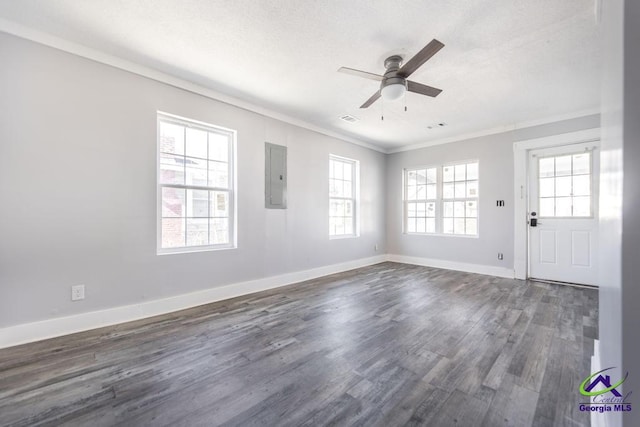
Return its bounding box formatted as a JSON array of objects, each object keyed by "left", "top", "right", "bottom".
[{"left": 528, "top": 142, "right": 599, "bottom": 286}]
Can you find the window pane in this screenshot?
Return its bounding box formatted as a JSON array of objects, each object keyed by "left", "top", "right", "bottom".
[
  {"left": 443, "top": 218, "right": 454, "bottom": 234},
  {"left": 407, "top": 202, "right": 416, "bottom": 217},
  {"left": 427, "top": 168, "right": 437, "bottom": 184},
  {"left": 415, "top": 185, "right": 426, "bottom": 200},
  {"left": 416, "top": 217, "right": 426, "bottom": 233},
  {"left": 454, "top": 218, "right": 465, "bottom": 234},
  {"left": 555, "top": 176, "right": 572, "bottom": 197},
  {"left": 407, "top": 170, "right": 417, "bottom": 187},
  {"left": 443, "top": 183, "right": 454, "bottom": 199},
  {"left": 466, "top": 181, "right": 478, "bottom": 198},
  {"left": 333, "top": 161, "right": 344, "bottom": 179},
  {"left": 416, "top": 202, "right": 425, "bottom": 217},
  {"left": 443, "top": 166, "right": 454, "bottom": 182},
  {"left": 467, "top": 163, "right": 478, "bottom": 180},
  {"left": 159, "top": 122, "right": 184, "bottom": 155},
  {"left": 186, "top": 218, "right": 208, "bottom": 246},
  {"left": 426, "top": 184, "right": 436, "bottom": 200},
  {"left": 454, "top": 201, "right": 465, "bottom": 217},
  {"left": 540, "top": 198, "right": 555, "bottom": 216},
  {"left": 466, "top": 201, "right": 477, "bottom": 218},
  {"left": 539, "top": 178, "right": 555, "bottom": 197},
  {"left": 426, "top": 218, "right": 436, "bottom": 233},
  {"left": 573, "top": 153, "right": 590, "bottom": 175},
  {"left": 454, "top": 182, "right": 466, "bottom": 198},
  {"left": 209, "top": 161, "right": 229, "bottom": 188},
  {"left": 162, "top": 218, "right": 185, "bottom": 248},
  {"left": 406, "top": 185, "right": 417, "bottom": 201},
  {"left": 539, "top": 158, "right": 555, "bottom": 178},
  {"left": 343, "top": 162, "right": 352, "bottom": 181},
  {"left": 211, "top": 191, "right": 229, "bottom": 217},
  {"left": 573, "top": 196, "right": 591, "bottom": 217},
  {"left": 416, "top": 169, "right": 427, "bottom": 185},
  {"left": 162, "top": 187, "right": 185, "bottom": 217},
  {"left": 466, "top": 219, "right": 478, "bottom": 235},
  {"left": 210, "top": 218, "right": 229, "bottom": 244},
  {"left": 344, "top": 200, "right": 353, "bottom": 216},
  {"left": 187, "top": 189, "right": 209, "bottom": 217},
  {"left": 343, "top": 181, "right": 353, "bottom": 198},
  {"left": 407, "top": 217, "right": 416, "bottom": 233},
  {"left": 556, "top": 197, "right": 572, "bottom": 216},
  {"left": 208, "top": 133, "right": 229, "bottom": 161},
  {"left": 330, "top": 179, "right": 343, "bottom": 197},
  {"left": 186, "top": 128, "right": 208, "bottom": 159},
  {"left": 185, "top": 157, "right": 207, "bottom": 186},
  {"left": 426, "top": 202, "right": 436, "bottom": 217},
  {"left": 573, "top": 175, "right": 590, "bottom": 196},
  {"left": 331, "top": 199, "right": 345, "bottom": 216},
  {"left": 555, "top": 155, "right": 572, "bottom": 176},
  {"left": 455, "top": 164, "right": 466, "bottom": 181},
  {"left": 443, "top": 201, "right": 454, "bottom": 217},
  {"left": 160, "top": 153, "right": 185, "bottom": 185},
  {"left": 344, "top": 218, "right": 354, "bottom": 235}
]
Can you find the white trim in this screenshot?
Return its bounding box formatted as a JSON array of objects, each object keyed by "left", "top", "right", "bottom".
[
  {"left": 0, "top": 19, "right": 384, "bottom": 154},
  {"left": 512, "top": 128, "right": 600, "bottom": 280},
  {"left": 1, "top": 19, "right": 602, "bottom": 156},
  {"left": 0, "top": 255, "right": 386, "bottom": 349},
  {"left": 387, "top": 109, "right": 601, "bottom": 154},
  {"left": 387, "top": 254, "right": 515, "bottom": 279}
]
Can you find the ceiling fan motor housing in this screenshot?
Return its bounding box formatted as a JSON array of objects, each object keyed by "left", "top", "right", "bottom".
[{"left": 381, "top": 55, "right": 407, "bottom": 100}]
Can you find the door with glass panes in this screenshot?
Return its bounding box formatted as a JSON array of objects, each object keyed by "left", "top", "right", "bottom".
[{"left": 528, "top": 142, "right": 599, "bottom": 286}]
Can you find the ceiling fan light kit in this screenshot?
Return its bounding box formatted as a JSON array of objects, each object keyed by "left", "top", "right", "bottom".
[{"left": 338, "top": 39, "right": 445, "bottom": 110}]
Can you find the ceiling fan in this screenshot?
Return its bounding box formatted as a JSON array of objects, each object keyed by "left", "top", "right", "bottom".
[{"left": 338, "top": 39, "right": 444, "bottom": 109}]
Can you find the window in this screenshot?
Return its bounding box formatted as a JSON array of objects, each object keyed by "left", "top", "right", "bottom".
[
  {"left": 442, "top": 162, "right": 478, "bottom": 235},
  {"left": 158, "top": 113, "right": 235, "bottom": 253},
  {"left": 406, "top": 168, "right": 437, "bottom": 233},
  {"left": 329, "top": 155, "right": 358, "bottom": 237},
  {"left": 538, "top": 152, "right": 591, "bottom": 217},
  {"left": 404, "top": 161, "right": 479, "bottom": 236}
]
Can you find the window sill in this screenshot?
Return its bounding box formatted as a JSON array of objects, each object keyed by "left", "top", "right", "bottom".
[
  {"left": 404, "top": 232, "right": 479, "bottom": 239},
  {"left": 329, "top": 234, "right": 359, "bottom": 240},
  {"left": 157, "top": 244, "right": 237, "bottom": 255}
]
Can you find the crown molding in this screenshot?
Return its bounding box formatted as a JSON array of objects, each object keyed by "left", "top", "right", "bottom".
[
  {"left": 0, "top": 18, "right": 386, "bottom": 154},
  {"left": 386, "top": 108, "right": 601, "bottom": 154}
]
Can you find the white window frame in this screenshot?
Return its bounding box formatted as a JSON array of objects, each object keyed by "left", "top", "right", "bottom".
[
  {"left": 157, "top": 112, "right": 237, "bottom": 254},
  {"left": 329, "top": 154, "right": 359, "bottom": 238},
  {"left": 403, "top": 166, "right": 438, "bottom": 234},
  {"left": 441, "top": 161, "right": 479, "bottom": 236},
  {"left": 403, "top": 160, "right": 479, "bottom": 237}
]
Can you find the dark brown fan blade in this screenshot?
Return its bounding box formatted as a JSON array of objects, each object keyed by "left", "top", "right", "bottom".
[
  {"left": 407, "top": 80, "right": 442, "bottom": 97},
  {"left": 360, "top": 91, "right": 381, "bottom": 108},
  {"left": 397, "top": 39, "right": 445, "bottom": 78},
  {"left": 338, "top": 67, "right": 384, "bottom": 81}
]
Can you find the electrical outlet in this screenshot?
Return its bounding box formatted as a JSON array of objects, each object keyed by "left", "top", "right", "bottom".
[
  {"left": 375, "top": 244, "right": 379, "bottom": 251},
  {"left": 498, "top": 253, "right": 504, "bottom": 260},
  {"left": 71, "top": 285, "right": 85, "bottom": 301}
]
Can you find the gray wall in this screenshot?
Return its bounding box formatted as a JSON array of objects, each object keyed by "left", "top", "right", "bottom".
[
  {"left": 386, "top": 115, "right": 600, "bottom": 269},
  {"left": 0, "top": 33, "right": 386, "bottom": 327},
  {"left": 622, "top": 1, "right": 640, "bottom": 425},
  {"left": 600, "top": 0, "right": 640, "bottom": 425}
]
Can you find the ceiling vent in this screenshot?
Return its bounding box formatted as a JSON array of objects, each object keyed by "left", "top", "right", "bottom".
[
  {"left": 340, "top": 114, "right": 360, "bottom": 123},
  {"left": 427, "top": 122, "right": 447, "bottom": 130}
]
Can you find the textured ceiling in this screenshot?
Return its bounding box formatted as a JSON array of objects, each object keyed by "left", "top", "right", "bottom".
[{"left": 0, "top": 0, "right": 601, "bottom": 151}]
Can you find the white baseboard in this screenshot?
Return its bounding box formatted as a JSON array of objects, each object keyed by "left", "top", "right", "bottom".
[
  {"left": 387, "top": 254, "right": 515, "bottom": 279},
  {"left": 0, "top": 255, "right": 386, "bottom": 349}
]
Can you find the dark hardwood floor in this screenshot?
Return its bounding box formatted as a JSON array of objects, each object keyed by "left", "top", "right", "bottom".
[{"left": 0, "top": 262, "right": 598, "bottom": 426}]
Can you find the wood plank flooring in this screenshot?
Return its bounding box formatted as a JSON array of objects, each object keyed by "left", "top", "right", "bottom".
[{"left": 0, "top": 262, "right": 598, "bottom": 426}]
